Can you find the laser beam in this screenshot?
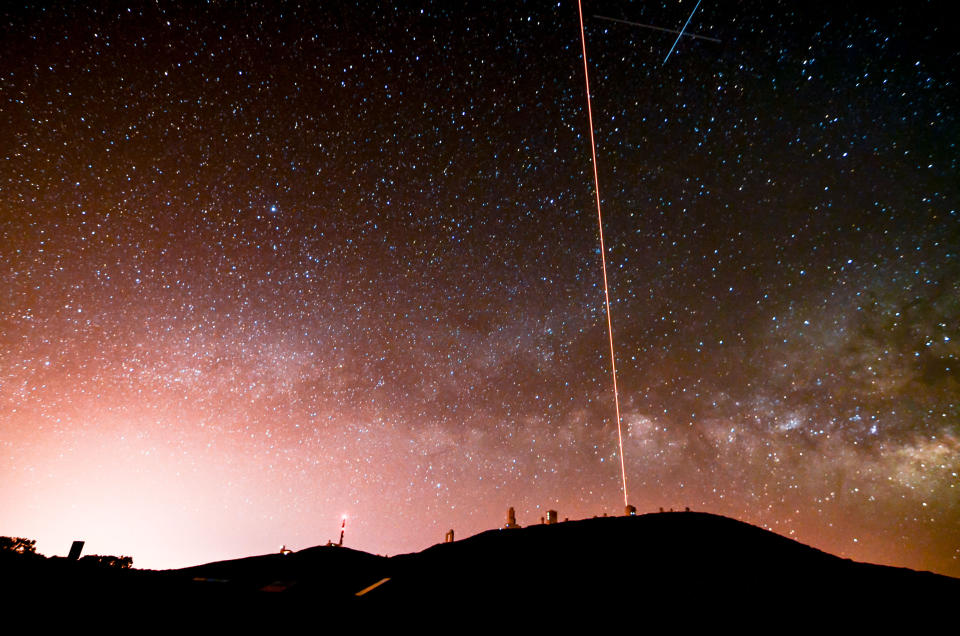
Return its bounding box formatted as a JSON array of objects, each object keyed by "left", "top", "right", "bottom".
[{"left": 576, "top": 0, "right": 629, "bottom": 508}]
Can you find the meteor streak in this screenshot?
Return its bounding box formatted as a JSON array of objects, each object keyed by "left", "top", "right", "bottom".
[
  {"left": 664, "top": 0, "right": 704, "bottom": 64},
  {"left": 593, "top": 14, "right": 720, "bottom": 43},
  {"left": 576, "top": 0, "right": 629, "bottom": 508}
]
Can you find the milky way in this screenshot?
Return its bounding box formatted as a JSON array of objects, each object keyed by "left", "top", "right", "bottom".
[{"left": 2, "top": 1, "right": 957, "bottom": 575}]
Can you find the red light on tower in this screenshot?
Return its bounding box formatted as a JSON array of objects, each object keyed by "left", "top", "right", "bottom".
[{"left": 326, "top": 514, "right": 348, "bottom": 547}]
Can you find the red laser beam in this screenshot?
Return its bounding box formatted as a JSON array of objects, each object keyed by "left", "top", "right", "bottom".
[{"left": 576, "top": 1, "right": 629, "bottom": 508}]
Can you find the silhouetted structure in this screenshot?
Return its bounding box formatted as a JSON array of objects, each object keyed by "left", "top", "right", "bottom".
[
  {"left": 546, "top": 510, "right": 558, "bottom": 524},
  {"left": 445, "top": 530, "right": 455, "bottom": 543},
  {"left": 67, "top": 541, "right": 84, "bottom": 561},
  {"left": 326, "top": 517, "right": 346, "bottom": 547},
  {"left": 504, "top": 507, "right": 520, "bottom": 529},
  {"left": 625, "top": 505, "right": 637, "bottom": 516}
]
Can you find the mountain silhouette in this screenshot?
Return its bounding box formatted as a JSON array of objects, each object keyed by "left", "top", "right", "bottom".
[{"left": 4, "top": 512, "right": 956, "bottom": 622}]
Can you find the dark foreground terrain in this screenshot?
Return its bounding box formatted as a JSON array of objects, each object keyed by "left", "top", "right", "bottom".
[{"left": 4, "top": 512, "right": 957, "bottom": 622}]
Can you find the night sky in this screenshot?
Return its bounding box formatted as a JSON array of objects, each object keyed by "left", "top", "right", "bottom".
[{"left": 2, "top": 1, "right": 957, "bottom": 575}]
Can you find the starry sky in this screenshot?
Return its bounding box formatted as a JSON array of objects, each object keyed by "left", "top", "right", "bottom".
[{"left": 2, "top": 1, "right": 958, "bottom": 575}]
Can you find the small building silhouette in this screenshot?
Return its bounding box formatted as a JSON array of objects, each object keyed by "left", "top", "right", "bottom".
[{"left": 504, "top": 507, "right": 520, "bottom": 529}]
